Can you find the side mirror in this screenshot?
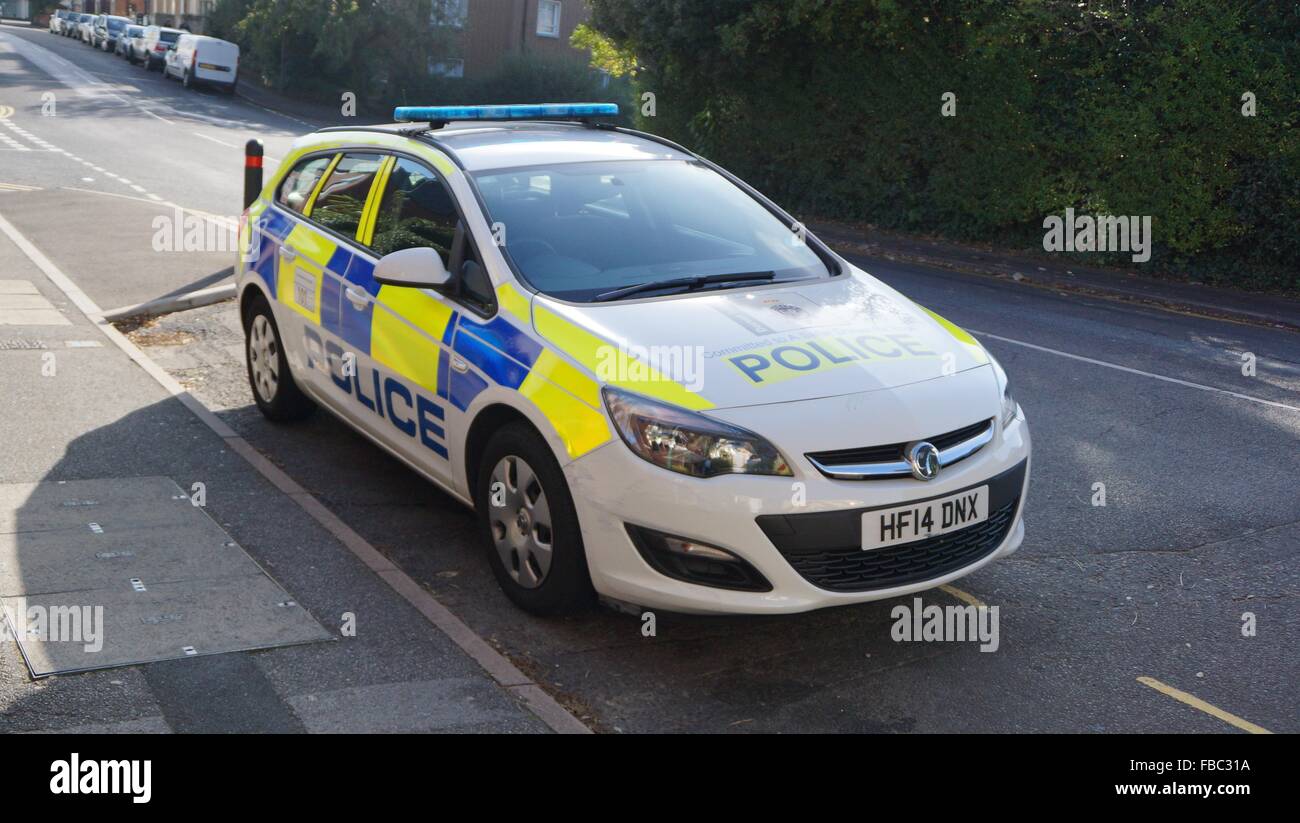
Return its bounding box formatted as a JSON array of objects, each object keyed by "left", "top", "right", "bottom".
[{"left": 374, "top": 247, "right": 451, "bottom": 290}]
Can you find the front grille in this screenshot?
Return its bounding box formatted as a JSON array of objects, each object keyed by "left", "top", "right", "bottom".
[
  {"left": 778, "top": 499, "right": 1017, "bottom": 593},
  {"left": 805, "top": 418, "right": 994, "bottom": 480},
  {"left": 808, "top": 419, "right": 991, "bottom": 467}
]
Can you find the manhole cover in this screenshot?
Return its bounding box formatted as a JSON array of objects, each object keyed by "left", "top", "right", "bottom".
[{"left": 0, "top": 477, "right": 330, "bottom": 676}]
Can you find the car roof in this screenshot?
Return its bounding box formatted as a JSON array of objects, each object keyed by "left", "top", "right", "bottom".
[{"left": 317, "top": 121, "right": 692, "bottom": 173}]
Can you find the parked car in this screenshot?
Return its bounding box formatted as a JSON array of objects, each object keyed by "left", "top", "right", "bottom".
[
  {"left": 236, "top": 103, "right": 1031, "bottom": 616},
  {"left": 92, "top": 15, "right": 131, "bottom": 52},
  {"left": 77, "top": 15, "right": 97, "bottom": 44},
  {"left": 117, "top": 25, "right": 145, "bottom": 59},
  {"left": 48, "top": 10, "right": 72, "bottom": 35},
  {"left": 135, "top": 26, "right": 184, "bottom": 71},
  {"left": 165, "top": 34, "right": 239, "bottom": 94},
  {"left": 65, "top": 13, "right": 87, "bottom": 38}
]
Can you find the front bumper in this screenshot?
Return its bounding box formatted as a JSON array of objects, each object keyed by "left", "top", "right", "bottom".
[{"left": 566, "top": 406, "right": 1031, "bottom": 615}]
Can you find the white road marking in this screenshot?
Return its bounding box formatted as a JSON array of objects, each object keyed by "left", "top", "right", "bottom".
[
  {"left": 193, "top": 131, "right": 238, "bottom": 148},
  {"left": 137, "top": 106, "right": 171, "bottom": 124},
  {"left": 971, "top": 329, "right": 1300, "bottom": 413}
]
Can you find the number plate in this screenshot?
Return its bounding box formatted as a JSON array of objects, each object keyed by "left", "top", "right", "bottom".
[{"left": 861, "top": 486, "right": 988, "bottom": 550}]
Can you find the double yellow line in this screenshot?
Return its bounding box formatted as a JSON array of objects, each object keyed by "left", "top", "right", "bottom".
[{"left": 0, "top": 105, "right": 14, "bottom": 120}]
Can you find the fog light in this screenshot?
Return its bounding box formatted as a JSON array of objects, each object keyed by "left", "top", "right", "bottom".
[{"left": 625, "top": 525, "right": 772, "bottom": 592}]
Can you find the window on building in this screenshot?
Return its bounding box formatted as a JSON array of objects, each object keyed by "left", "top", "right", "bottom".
[
  {"left": 427, "top": 58, "right": 465, "bottom": 78},
  {"left": 536, "top": 0, "right": 561, "bottom": 38},
  {"left": 431, "top": 0, "right": 467, "bottom": 28}
]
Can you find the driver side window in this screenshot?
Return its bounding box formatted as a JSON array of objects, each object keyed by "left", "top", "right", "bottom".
[{"left": 370, "top": 157, "right": 494, "bottom": 314}]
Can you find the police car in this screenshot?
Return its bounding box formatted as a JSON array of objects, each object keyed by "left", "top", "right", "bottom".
[{"left": 236, "top": 103, "right": 1030, "bottom": 616}]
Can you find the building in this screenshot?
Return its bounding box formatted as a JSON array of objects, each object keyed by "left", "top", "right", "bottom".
[
  {"left": 145, "top": 0, "right": 209, "bottom": 33},
  {"left": 432, "top": 0, "right": 592, "bottom": 79},
  {"left": 23, "top": 1, "right": 593, "bottom": 72},
  {"left": 47, "top": 1, "right": 210, "bottom": 31}
]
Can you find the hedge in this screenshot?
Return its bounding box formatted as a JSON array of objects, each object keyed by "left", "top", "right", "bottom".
[{"left": 586, "top": 0, "right": 1300, "bottom": 292}]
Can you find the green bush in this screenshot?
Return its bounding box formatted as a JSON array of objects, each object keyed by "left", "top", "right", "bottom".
[{"left": 587, "top": 0, "right": 1300, "bottom": 292}]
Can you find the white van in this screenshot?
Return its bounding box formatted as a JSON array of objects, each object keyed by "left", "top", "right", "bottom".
[{"left": 165, "top": 34, "right": 239, "bottom": 94}]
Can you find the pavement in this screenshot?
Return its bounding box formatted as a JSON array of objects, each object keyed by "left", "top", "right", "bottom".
[
  {"left": 1, "top": 21, "right": 1297, "bottom": 734},
  {"left": 0, "top": 214, "right": 584, "bottom": 732}
]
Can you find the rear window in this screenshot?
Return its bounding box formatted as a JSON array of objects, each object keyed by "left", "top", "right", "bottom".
[
  {"left": 277, "top": 155, "right": 335, "bottom": 215},
  {"left": 160, "top": 31, "right": 180, "bottom": 43}
]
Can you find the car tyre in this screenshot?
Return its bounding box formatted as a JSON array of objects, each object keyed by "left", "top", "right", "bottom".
[
  {"left": 477, "top": 422, "right": 595, "bottom": 615},
  {"left": 243, "top": 293, "right": 315, "bottom": 422},
  {"left": 182, "top": 69, "right": 192, "bottom": 89}
]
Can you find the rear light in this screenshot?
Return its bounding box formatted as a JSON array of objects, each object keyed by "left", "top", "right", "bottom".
[{"left": 191, "top": 50, "right": 198, "bottom": 69}]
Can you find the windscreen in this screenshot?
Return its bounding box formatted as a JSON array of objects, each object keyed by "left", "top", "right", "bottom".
[{"left": 472, "top": 159, "right": 829, "bottom": 302}]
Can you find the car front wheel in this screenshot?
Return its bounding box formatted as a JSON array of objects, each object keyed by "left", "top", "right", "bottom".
[{"left": 477, "top": 422, "right": 594, "bottom": 615}]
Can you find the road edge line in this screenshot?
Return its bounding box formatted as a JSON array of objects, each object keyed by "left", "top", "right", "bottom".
[
  {"left": 0, "top": 212, "right": 592, "bottom": 735},
  {"left": 971, "top": 329, "right": 1300, "bottom": 413}
]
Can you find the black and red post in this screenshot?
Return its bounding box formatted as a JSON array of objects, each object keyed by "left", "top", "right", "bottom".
[{"left": 243, "top": 139, "right": 263, "bottom": 209}]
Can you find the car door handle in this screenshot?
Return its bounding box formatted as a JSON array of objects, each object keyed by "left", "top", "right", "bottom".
[
  {"left": 344, "top": 286, "right": 369, "bottom": 310},
  {"left": 450, "top": 356, "right": 469, "bottom": 374},
  {"left": 278, "top": 245, "right": 298, "bottom": 262}
]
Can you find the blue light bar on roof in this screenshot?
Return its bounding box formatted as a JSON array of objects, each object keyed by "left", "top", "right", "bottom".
[{"left": 393, "top": 103, "right": 619, "bottom": 122}]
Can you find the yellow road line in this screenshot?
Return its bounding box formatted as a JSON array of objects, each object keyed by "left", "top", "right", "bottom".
[
  {"left": 1137, "top": 676, "right": 1273, "bottom": 734},
  {"left": 0, "top": 182, "right": 41, "bottom": 192},
  {"left": 0, "top": 106, "right": 14, "bottom": 120},
  {"left": 939, "top": 584, "right": 986, "bottom": 608}
]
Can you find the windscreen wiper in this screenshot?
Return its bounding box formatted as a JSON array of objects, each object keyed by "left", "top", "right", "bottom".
[{"left": 594, "top": 271, "right": 776, "bottom": 302}]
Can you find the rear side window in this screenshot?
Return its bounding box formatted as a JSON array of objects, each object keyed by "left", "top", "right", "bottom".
[
  {"left": 311, "top": 154, "right": 385, "bottom": 239},
  {"left": 277, "top": 155, "right": 334, "bottom": 214}
]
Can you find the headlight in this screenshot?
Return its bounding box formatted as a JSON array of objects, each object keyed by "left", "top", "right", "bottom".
[
  {"left": 989, "top": 354, "right": 1017, "bottom": 427},
  {"left": 602, "top": 387, "right": 793, "bottom": 478}
]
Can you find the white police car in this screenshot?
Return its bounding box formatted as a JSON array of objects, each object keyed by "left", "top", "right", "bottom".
[{"left": 236, "top": 103, "right": 1030, "bottom": 615}]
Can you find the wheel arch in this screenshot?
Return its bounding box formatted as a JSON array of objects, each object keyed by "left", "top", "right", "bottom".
[
  {"left": 239, "top": 281, "right": 270, "bottom": 328},
  {"left": 463, "top": 403, "right": 551, "bottom": 503}
]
